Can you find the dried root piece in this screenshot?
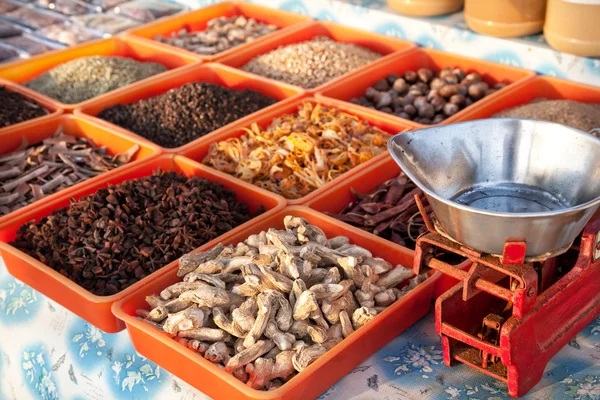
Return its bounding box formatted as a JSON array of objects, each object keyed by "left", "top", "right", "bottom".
[
  {"left": 233, "top": 367, "right": 249, "bottom": 383},
  {"left": 266, "top": 379, "right": 283, "bottom": 391},
  {"left": 328, "top": 236, "right": 350, "bottom": 249},
  {"left": 290, "top": 320, "right": 327, "bottom": 344},
  {"left": 292, "top": 344, "right": 327, "bottom": 372},
  {"left": 178, "top": 327, "right": 231, "bottom": 342},
  {"left": 293, "top": 290, "right": 319, "bottom": 320},
  {"left": 374, "top": 289, "right": 396, "bottom": 307},
  {"left": 265, "top": 321, "right": 295, "bottom": 350},
  {"left": 328, "top": 323, "right": 343, "bottom": 340},
  {"left": 339, "top": 310, "right": 354, "bottom": 338},
  {"left": 213, "top": 307, "right": 247, "bottom": 338},
  {"left": 377, "top": 266, "right": 414, "bottom": 288},
  {"left": 188, "top": 340, "right": 210, "bottom": 355},
  {"left": 178, "top": 244, "right": 225, "bottom": 277},
  {"left": 160, "top": 281, "right": 208, "bottom": 300},
  {"left": 321, "top": 291, "right": 358, "bottom": 325},
  {"left": 244, "top": 291, "right": 277, "bottom": 348},
  {"left": 226, "top": 340, "right": 275, "bottom": 373},
  {"left": 352, "top": 307, "right": 378, "bottom": 330},
  {"left": 232, "top": 297, "right": 258, "bottom": 336},
  {"left": 178, "top": 285, "right": 230, "bottom": 308},
  {"left": 246, "top": 351, "right": 295, "bottom": 389},
  {"left": 205, "top": 341, "right": 231, "bottom": 364}
]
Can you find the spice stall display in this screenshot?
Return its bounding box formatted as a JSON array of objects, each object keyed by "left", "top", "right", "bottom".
[{"left": 198, "top": 100, "right": 406, "bottom": 203}]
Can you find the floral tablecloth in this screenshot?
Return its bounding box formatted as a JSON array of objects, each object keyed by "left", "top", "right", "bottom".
[{"left": 1, "top": 257, "right": 599, "bottom": 400}]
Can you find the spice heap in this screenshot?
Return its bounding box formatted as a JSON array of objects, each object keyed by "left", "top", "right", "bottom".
[
  {"left": 493, "top": 99, "right": 600, "bottom": 133},
  {"left": 326, "top": 172, "right": 429, "bottom": 248},
  {"left": 0, "top": 130, "right": 139, "bottom": 217},
  {"left": 98, "top": 82, "right": 277, "bottom": 148},
  {"left": 352, "top": 68, "right": 508, "bottom": 125},
  {"left": 25, "top": 56, "right": 168, "bottom": 104},
  {"left": 155, "top": 16, "right": 278, "bottom": 56},
  {"left": 242, "top": 36, "right": 381, "bottom": 89},
  {"left": 138, "top": 216, "right": 426, "bottom": 390},
  {"left": 0, "top": 86, "right": 48, "bottom": 128},
  {"left": 12, "top": 171, "right": 256, "bottom": 295},
  {"left": 203, "top": 102, "right": 390, "bottom": 199}
]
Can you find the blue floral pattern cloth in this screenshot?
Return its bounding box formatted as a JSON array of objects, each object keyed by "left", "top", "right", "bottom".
[{"left": 1, "top": 256, "right": 599, "bottom": 400}]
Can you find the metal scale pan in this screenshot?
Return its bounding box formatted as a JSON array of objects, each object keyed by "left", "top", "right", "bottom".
[{"left": 388, "top": 118, "right": 600, "bottom": 259}]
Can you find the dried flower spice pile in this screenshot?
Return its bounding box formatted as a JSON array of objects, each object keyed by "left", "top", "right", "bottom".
[
  {"left": 242, "top": 36, "right": 381, "bottom": 89},
  {"left": 12, "top": 171, "right": 258, "bottom": 296},
  {"left": 203, "top": 102, "right": 390, "bottom": 199},
  {"left": 138, "top": 216, "right": 426, "bottom": 390},
  {"left": 326, "top": 172, "right": 430, "bottom": 248},
  {"left": 0, "top": 130, "right": 139, "bottom": 217},
  {"left": 1, "top": 86, "right": 48, "bottom": 128}
]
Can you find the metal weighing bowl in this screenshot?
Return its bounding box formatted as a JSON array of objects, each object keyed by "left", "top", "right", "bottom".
[{"left": 388, "top": 118, "right": 600, "bottom": 258}]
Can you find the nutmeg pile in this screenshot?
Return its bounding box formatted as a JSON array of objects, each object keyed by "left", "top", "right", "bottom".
[
  {"left": 351, "top": 67, "right": 508, "bottom": 125},
  {"left": 139, "top": 216, "right": 426, "bottom": 390}
]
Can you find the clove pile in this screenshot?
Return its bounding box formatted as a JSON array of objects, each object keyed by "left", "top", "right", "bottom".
[
  {"left": 12, "top": 171, "right": 258, "bottom": 295},
  {"left": 326, "top": 172, "right": 429, "bottom": 248},
  {"left": 0, "top": 130, "right": 139, "bottom": 217},
  {"left": 1, "top": 86, "right": 48, "bottom": 128},
  {"left": 138, "top": 216, "right": 427, "bottom": 390},
  {"left": 352, "top": 68, "right": 508, "bottom": 125},
  {"left": 155, "top": 15, "right": 278, "bottom": 56}
]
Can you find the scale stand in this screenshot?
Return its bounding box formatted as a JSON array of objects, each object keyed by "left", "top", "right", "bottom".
[{"left": 412, "top": 195, "right": 600, "bottom": 397}]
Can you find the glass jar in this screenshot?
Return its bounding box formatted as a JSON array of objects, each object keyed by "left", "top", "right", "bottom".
[
  {"left": 464, "top": 0, "right": 546, "bottom": 37},
  {"left": 544, "top": 0, "right": 600, "bottom": 56},
  {"left": 387, "top": 0, "right": 464, "bottom": 17}
]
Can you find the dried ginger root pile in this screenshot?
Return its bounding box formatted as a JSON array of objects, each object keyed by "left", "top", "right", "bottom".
[
  {"left": 202, "top": 102, "right": 390, "bottom": 199},
  {"left": 138, "top": 216, "right": 426, "bottom": 390}
]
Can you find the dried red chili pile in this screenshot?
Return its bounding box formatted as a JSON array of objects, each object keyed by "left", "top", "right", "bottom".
[
  {"left": 326, "top": 171, "right": 430, "bottom": 248},
  {"left": 12, "top": 170, "right": 258, "bottom": 295}
]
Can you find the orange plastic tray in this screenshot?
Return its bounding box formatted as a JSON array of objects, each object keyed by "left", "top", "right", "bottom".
[
  {"left": 316, "top": 48, "right": 536, "bottom": 129},
  {"left": 112, "top": 206, "right": 440, "bottom": 400},
  {"left": 0, "top": 78, "right": 62, "bottom": 134},
  {"left": 125, "top": 1, "right": 313, "bottom": 62},
  {"left": 458, "top": 75, "right": 600, "bottom": 121},
  {"left": 0, "top": 155, "right": 286, "bottom": 333},
  {"left": 306, "top": 156, "right": 465, "bottom": 297},
  {"left": 218, "top": 20, "right": 417, "bottom": 93},
  {"left": 0, "top": 37, "right": 199, "bottom": 112},
  {"left": 75, "top": 62, "right": 306, "bottom": 154},
  {"left": 0, "top": 113, "right": 162, "bottom": 225},
  {"left": 181, "top": 96, "right": 412, "bottom": 205}
]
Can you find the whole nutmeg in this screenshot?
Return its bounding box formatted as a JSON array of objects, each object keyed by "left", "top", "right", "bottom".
[
  {"left": 430, "top": 95, "right": 446, "bottom": 112},
  {"left": 417, "top": 68, "right": 433, "bottom": 83},
  {"left": 398, "top": 112, "right": 411, "bottom": 119},
  {"left": 404, "top": 70, "right": 418, "bottom": 84},
  {"left": 427, "top": 89, "right": 439, "bottom": 101},
  {"left": 413, "top": 96, "right": 428, "bottom": 109},
  {"left": 418, "top": 103, "right": 435, "bottom": 119},
  {"left": 392, "top": 78, "right": 409, "bottom": 94},
  {"left": 420, "top": 117, "right": 433, "bottom": 125},
  {"left": 430, "top": 77, "right": 444, "bottom": 91},
  {"left": 457, "top": 84, "right": 468, "bottom": 97},
  {"left": 374, "top": 91, "right": 392, "bottom": 108},
  {"left": 359, "top": 97, "right": 372, "bottom": 107},
  {"left": 403, "top": 104, "right": 417, "bottom": 116},
  {"left": 468, "top": 81, "right": 489, "bottom": 100},
  {"left": 402, "top": 94, "right": 416, "bottom": 106},
  {"left": 380, "top": 107, "right": 393, "bottom": 113},
  {"left": 443, "top": 75, "right": 459, "bottom": 85},
  {"left": 494, "top": 82, "right": 508, "bottom": 90},
  {"left": 433, "top": 114, "right": 446, "bottom": 124},
  {"left": 392, "top": 96, "right": 404, "bottom": 109},
  {"left": 407, "top": 89, "right": 423, "bottom": 98},
  {"left": 389, "top": 90, "right": 399, "bottom": 100},
  {"left": 462, "top": 72, "right": 482, "bottom": 86},
  {"left": 439, "top": 84, "right": 458, "bottom": 99},
  {"left": 443, "top": 102, "right": 460, "bottom": 117},
  {"left": 415, "top": 81, "right": 429, "bottom": 92},
  {"left": 440, "top": 67, "right": 453, "bottom": 78},
  {"left": 465, "top": 97, "right": 474, "bottom": 107},
  {"left": 452, "top": 68, "right": 466, "bottom": 82},
  {"left": 386, "top": 73, "right": 400, "bottom": 85},
  {"left": 365, "top": 87, "right": 379, "bottom": 100},
  {"left": 373, "top": 79, "right": 389, "bottom": 92},
  {"left": 449, "top": 94, "right": 466, "bottom": 107}
]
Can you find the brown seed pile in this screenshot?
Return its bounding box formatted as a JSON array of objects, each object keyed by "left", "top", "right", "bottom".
[
  {"left": 352, "top": 68, "right": 508, "bottom": 125},
  {"left": 493, "top": 99, "right": 600, "bottom": 133},
  {"left": 242, "top": 36, "right": 381, "bottom": 89},
  {"left": 0, "top": 130, "right": 139, "bottom": 217},
  {"left": 0, "top": 86, "right": 48, "bottom": 128},
  {"left": 326, "top": 172, "right": 430, "bottom": 248},
  {"left": 98, "top": 82, "right": 277, "bottom": 149},
  {"left": 25, "top": 56, "right": 167, "bottom": 104},
  {"left": 155, "top": 15, "right": 278, "bottom": 56},
  {"left": 12, "top": 170, "right": 258, "bottom": 296},
  {"left": 138, "top": 216, "right": 427, "bottom": 390},
  {"left": 203, "top": 102, "right": 390, "bottom": 199}
]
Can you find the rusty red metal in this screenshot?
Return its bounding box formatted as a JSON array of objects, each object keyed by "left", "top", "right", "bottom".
[{"left": 419, "top": 211, "right": 600, "bottom": 398}]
